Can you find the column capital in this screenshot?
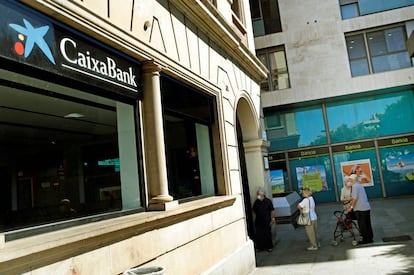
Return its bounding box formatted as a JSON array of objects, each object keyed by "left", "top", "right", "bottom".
[
  {"left": 243, "top": 139, "right": 270, "bottom": 152},
  {"left": 142, "top": 61, "right": 163, "bottom": 74}
]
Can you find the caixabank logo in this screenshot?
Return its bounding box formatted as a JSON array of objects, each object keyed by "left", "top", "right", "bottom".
[
  {"left": 1, "top": 1, "right": 140, "bottom": 95},
  {"left": 9, "top": 18, "right": 56, "bottom": 64}
]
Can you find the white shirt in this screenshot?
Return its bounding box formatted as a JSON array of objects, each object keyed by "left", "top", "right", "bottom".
[
  {"left": 351, "top": 183, "right": 371, "bottom": 211},
  {"left": 299, "top": 196, "right": 317, "bottom": 221}
]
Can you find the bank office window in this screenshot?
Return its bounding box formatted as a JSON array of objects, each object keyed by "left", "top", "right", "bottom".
[
  {"left": 264, "top": 106, "right": 326, "bottom": 152},
  {"left": 257, "top": 46, "right": 290, "bottom": 91},
  {"left": 0, "top": 79, "right": 141, "bottom": 233},
  {"left": 250, "top": 0, "right": 282, "bottom": 37},
  {"left": 161, "top": 77, "right": 216, "bottom": 200},
  {"left": 326, "top": 89, "right": 414, "bottom": 143},
  {"left": 346, "top": 25, "right": 412, "bottom": 77}
]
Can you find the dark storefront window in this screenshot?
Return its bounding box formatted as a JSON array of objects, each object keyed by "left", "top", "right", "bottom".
[
  {"left": 326, "top": 90, "right": 414, "bottom": 143},
  {"left": 162, "top": 77, "right": 216, "bottom": 200},
  {"left": 0, "top": 81, "right": 141, "bottom": 232},
  {"left": 264, "top": 106, "right": 326, "bottom": 151}
]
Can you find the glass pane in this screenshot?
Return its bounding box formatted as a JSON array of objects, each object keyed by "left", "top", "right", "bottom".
[
  {"left": 265, "top": 113, "right": 282, "bottom": 129},
  {"left": 385, "top": 27, "right": 407, "bottom": 52},
  {"left": 327, "top": 91, "right": 414, "bottom": 143},
  {"left": 367, "top": 31, "right": 387, "bottom": 56},
  {"left": 258, "top": 53, "right": 269, "bottom": 68},
  {"left": 350, "top": 59, "right": 370, "bottom": 76},
  {"left": 262, "top": 0, "right": 282, "bottom": 34},
  {"left": 265, "top": 107, "right": 326, "bottom": 151},
  {"left": 273, "top": 73, "right": 290, "bottom": 90},
  {"left": 341, "top": 3, "right": 359, "bottom": 19},
  {"left": 346, "top": 35, "right": 367, "bottom": 59},
  {"left": 249, "top": 0, "right": 261, "bottom": 19},
  {"left": 252, "top": 19, "right": 265, "bottom": 37},
  {"left": 333, "top": 150, "right": 382, "bottom": 198},
  {"left": 260, "top": 79, "right": 270, "bottom": 91},
  {"left": 380, "top": 144, "right": 414, "bottom": 197},
  {"left": 269, "top": 50, "right": 287, "bottom": 72},
  {"left": 269, "top": 160, "right": 289, "bottom": 194},
  {"left": 196, "top": 124, "right": 215, "bottom": 196},
  {"left": 289, "top": 155, "right": 336, "bottom": 203},
  {"left": 371, "top": 52, "right": 412, "bottom": 73},
  {"left": 0, "top": 84, "right": 140, "bottom": 232},
  {"left": 359, "top": 0, "right": 414, "bottom": 15},
  {"left": 269, "top": 50, "right": 290, "bottom": 90}
]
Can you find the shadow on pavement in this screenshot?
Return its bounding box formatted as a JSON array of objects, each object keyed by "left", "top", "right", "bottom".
[{"left": 254, "top": 197, "right": 414, "bottom": 273}]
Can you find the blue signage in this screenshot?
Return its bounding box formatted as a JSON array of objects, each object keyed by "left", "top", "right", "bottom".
[{"left": 0, "top": 1, "right": 141, "bottom": 96}]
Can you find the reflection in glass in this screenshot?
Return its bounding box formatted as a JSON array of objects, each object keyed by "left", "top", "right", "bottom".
[
  {"left": 289, "top": 155, "right": 336, "bottom": 203},
  {"left": 380, "top": 144, "right": 414, "bottom": 197},
  {"left": 350, "top": 59, "right": 370, "bottom": 76},
  {"left": 333, "top": 150, "right": 382, "bottom": 198},
  {"left": 0, "top": 86, "right": 140, "bottom": 232},
  {"left": 327, "top": 91, "right": 414, "bottom": 143},
  {"left": 257, "top": 47, "right": 290, "bottom": 91},
  {"left": 264, "top": 107, "right": 326, "bottom": 151},
  {"left": 347, "top": 35, "right": 366, "bottom": 59},
  {"left": 341, "top": 3, "right": 359, "bottom": 19},
  {"left": 371, "top": 52, "right": 411, "bottom": 73}
]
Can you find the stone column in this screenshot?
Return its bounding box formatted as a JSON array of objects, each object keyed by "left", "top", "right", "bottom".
[
  {"left": 243, "top": 139, "right": 271, "bottom": 204},
  {"left": 142, "top": 62, "right": 174, "bottom": 210}
]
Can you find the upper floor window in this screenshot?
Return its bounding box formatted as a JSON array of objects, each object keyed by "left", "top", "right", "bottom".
[
  {"left": 340, "top": 0, "right": 414, "bottom": 20},
  {"left": 257, "top": 46, "right": 290, "bottom": 91},
  {"left": 232, "top": 0, "right": 245, "bottom": 23},
  {"left": 346, "top": 25, "right": 412, "bottom": 77},
  {"left": 339, "top": 0, "right": 360, "bottom": 19},
  {"left": 250, "top": 0, "right": 282, "bottom": 36}
]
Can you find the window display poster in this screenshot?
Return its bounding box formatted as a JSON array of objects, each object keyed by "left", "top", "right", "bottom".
[
  {"left": 270, "top": 169, "right": 285, "bottom": 194},
  {"left": 296, "top": 165, "right": 327, "bottom": 192},
  {"left": 340, "top": 159, "right": 373, "bottom": 186},
  {"left": 385, "top": 153, "right": 414, "bottom": 181}
]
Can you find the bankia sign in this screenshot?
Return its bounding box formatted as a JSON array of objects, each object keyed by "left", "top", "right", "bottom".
[{"left": 0, "top": 1, "right": 141, "bottom": 96}]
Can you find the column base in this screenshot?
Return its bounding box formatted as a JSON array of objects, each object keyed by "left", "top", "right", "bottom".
[
  {"left": 148, "top": 200, "right": 179, "bottom": 211},
  {"left": 149, "top": 194, "right": 174, "bottom": 203}
]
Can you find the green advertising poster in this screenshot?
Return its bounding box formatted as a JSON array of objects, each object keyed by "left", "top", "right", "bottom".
[{"left": 296, "top": 165, "right": 327, "bottom": 192}]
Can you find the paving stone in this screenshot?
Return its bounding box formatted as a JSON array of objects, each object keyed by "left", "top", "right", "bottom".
[{"left": 251, "top": 197, "right": 414, "bottom": 275}]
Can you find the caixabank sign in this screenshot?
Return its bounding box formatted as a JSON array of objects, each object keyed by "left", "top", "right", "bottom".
[{"left": 0, "top": 0, "right": 141, "bottom": 96}]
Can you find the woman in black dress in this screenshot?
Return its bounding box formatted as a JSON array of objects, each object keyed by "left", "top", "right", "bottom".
[{"left": 252, "top": 189, "right": 276, "bottom": 252}]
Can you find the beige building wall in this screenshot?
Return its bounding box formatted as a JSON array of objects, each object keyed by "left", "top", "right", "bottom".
[
  {"left": 0, "top": 0, "right": 268, "bottom": 274},
  {"left": 255, "top": 0, "right": 414, "bottom": 108}
]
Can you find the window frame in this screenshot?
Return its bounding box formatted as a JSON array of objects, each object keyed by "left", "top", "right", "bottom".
[
  {"left": 339, "top": 0, "right": 360, "bottom": 19},
  {"left": 346, "top": 24, "right": 412, "bottom": 77},
  {"left": 257, "top": 46, "right": 291, "bottom": 91},
  {"left": 0, "top": 70, "right": 145, "bottom": 240}
]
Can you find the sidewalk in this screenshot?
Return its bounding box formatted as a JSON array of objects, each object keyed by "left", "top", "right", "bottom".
[{"left": 251, "top": 196, "right": 414, "bottom": 275}]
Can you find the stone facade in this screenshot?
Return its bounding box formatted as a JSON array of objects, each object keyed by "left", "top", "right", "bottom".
[
  {"left": 256, "top": 1, "right": 414, "bottom": 108},
  {"left": 0, "top": 0, "right": 267, "bottom": 274}
]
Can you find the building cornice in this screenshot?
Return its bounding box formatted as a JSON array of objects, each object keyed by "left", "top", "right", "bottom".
[
  {"left": 171, "top": 0, "right": 268, "bottom": 81},
  {"left": 19, "top": 0, "right": 267, "bottom": 83}
]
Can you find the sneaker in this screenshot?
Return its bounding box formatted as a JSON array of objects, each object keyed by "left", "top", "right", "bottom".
[{"left": 307, "top": 246, "right": 318, "bottom": 251}]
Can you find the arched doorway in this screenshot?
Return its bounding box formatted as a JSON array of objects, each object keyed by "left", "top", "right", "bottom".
[{"left": 235, "top": 96, "right": 264, "bottom": 242}]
